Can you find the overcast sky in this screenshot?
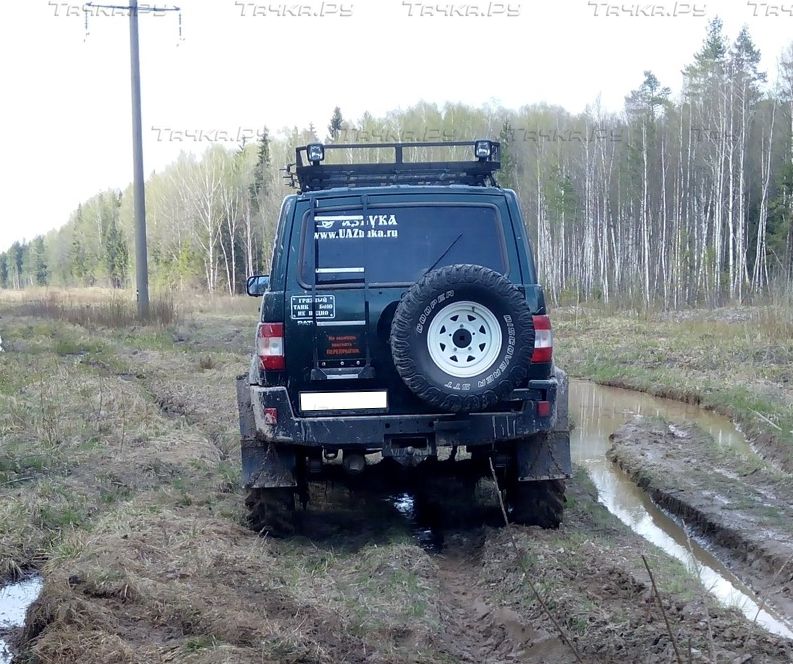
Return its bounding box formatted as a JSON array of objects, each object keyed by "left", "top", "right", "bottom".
[{"left": 0, "top": 0, "right": 790, "bottom": 251}]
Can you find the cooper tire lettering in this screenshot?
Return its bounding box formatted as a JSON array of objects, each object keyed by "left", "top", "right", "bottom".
[{"left": 390, "top": 264, "right": 535, "bottom": 413}]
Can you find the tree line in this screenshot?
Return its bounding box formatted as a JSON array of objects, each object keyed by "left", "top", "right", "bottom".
[{"left": 2, "top": 19, "right": 792, "bottom": 307}]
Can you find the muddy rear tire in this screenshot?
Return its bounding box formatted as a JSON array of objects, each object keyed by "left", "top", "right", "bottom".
[
  {"left": 507, "top": 480, "right": 565, "bottom": 529},
  {"left": 245, "top": 488, "right": 297, "bottom": 536}
]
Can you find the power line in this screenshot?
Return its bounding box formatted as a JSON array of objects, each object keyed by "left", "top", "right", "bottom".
[{"left": 83, "top": 2, "right": 183, "bottom": 44}]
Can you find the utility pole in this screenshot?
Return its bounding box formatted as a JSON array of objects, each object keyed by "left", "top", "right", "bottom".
[
  {"left": 84, "top": 2, "right": 181, "bottom": 320},
  {"left": 129, "top": 0, "right": 148, "bottom": 319}
]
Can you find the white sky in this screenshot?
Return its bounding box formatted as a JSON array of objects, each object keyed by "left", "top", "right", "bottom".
[{"left": 0, "top": 0, "right": 790, "bottom": 251}]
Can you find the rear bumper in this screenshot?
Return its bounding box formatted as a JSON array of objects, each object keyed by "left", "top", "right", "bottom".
[{"left": 244, "top": 378, "right": 560, "bottom": 449}]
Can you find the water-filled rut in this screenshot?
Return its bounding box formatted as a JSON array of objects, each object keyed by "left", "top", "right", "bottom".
[
  {"left": 570, "top": 379, "right": 793, "bottom": 639},
  {"left": 0, "top": 577, "right": 42, "bottom": 664},
  {"left": 1, "top": 380, "right": 791, "bottom": 662}
]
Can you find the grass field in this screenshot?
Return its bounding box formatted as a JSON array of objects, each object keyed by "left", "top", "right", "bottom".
[
  {"left": 554, "top": 304, "right": 793, "bottom": 472},
  {"left": 1, "top": 289, "right": 792, "bottom": 662}
]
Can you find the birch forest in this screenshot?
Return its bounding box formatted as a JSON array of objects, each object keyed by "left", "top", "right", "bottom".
[{"left": 3, "top": 19, "right": 793, "bottom": 308}]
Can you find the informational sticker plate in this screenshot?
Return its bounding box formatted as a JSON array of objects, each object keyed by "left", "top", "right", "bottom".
[
  {"left": 299, "top": 391, "right": 388, "bottom": 413},
  {"left": 290, "top": 295, "right": 335, "bottom": 321},
  {"left": 320, "top": 331, "right": 364, "bottom": 359}
]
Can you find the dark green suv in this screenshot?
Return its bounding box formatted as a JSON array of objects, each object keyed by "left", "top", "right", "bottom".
[{"left": 237, "top": 140, "right": 570, "bottom": 534}]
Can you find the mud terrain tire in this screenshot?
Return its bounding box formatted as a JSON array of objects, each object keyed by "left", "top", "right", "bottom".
[
  {"left": 507, "top": 479, "right": 565, "bottom": 529},
  {"left": 391, "top": 264, "right": 534, "bottom": 413},
  {"left": 245, "top": 488, "right": 296, "bottom": 536}
]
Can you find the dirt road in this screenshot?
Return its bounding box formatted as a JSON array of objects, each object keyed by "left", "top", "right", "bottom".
[{"left": 1, "top": 301, "right": 792, "bottom": 662}]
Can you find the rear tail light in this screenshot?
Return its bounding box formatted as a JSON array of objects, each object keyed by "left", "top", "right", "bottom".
[
  {"left": 257, "top": 322, "right": 285, "bottom": 371},
  {"left": 531, "top": 315, "right": 553, "bottom": 363}
]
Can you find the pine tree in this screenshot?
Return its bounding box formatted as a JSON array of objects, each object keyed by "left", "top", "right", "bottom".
[
  {"left": 251, "top": 128, "right": 271, "bottom": 201},
  {"left": 104, "top": 217, "right": 128, "bottom": 288},
  {"left": 32, "top": 236, "right": 48, "bottom": 286},
  {"left": 8, "top": 242, "right": 23, "bottom": 289},
  {"left": 249, "top": 128, "right": 273, "bottom": 274},
  {"left": 327, "top": 106, "right": 344, "bottom": 142},
  {"left": 625, "top": 71, "right": 671, "bottom": 124},
  {"left": 0, "top": 253, "right": 8, "bottom": 289},
  {"left": 497, "top": 120, "right": 518, "bottom": 190}
]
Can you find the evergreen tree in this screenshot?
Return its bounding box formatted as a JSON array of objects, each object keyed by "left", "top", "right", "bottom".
[
  {"left": 104, "top": 217, "right": 128, "bottom": 288},
  {"left": 0, "top": 253, "right": 8, "bottom": 289},
  {"left": 32, "top": 236, "right": 48, "bottom": 286},
  {"left": 71, "top": 237, "right": 87, "bottom": 284},
  {"left": 497, "top": 120, "right": 518, "bottom": 190},
  {"left": 251, "top": 128, "right": 271, "bottom": 202},
  {"left": 327, "top": 106, "right": 344, "bottom": 142},
  {"left": 8, "top": 242, "right": 24, "bottom": 289},
  {"left": 683, "top": 17, "right": 727, "bottom": 96},
  {"left": 625, "top": 71, "right": 671, "bottom": 123}
]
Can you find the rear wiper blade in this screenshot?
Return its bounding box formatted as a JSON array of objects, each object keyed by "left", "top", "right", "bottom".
[{"left": 425, "top": 233, "right": 463, "bottom": 274}]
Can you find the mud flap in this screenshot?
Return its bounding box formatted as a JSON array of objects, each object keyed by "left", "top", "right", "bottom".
[
  {"left": 237, "top": 375, "right": 297, "bottom": 489},
  {"left": 515, "top": 366, "right": 572, "bottom": 481},
  {"left": 236, "top": 375, "right": 257, "bottom": 439},
  {"left": 553, "top": 367, "right": 569, "bottom": 432},
  {"left": 515, "top": 432, "right": 572, "bottom": 481},
  {"left": 241, "top": 442, "right": 298, "bottom": 489}
]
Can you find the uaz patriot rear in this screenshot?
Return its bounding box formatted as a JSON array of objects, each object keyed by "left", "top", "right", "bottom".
[{"left": 237, "top": 140, "right": 571, "bottom": 534}]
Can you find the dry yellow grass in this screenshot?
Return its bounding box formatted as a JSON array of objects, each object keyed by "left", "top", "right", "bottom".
[
  {"left": 3, "top": 292, "right": 793, "bottom": 663},
  {"left": 0, "top": 296, "right": 442, "bottom": 663},
  {"left": 554, "top": 305, "right": 793, "bottom": 471}
]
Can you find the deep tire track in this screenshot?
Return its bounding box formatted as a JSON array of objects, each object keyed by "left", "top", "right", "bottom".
[{"left": 433, "top": 532, "right": 572, "bottom": 664}]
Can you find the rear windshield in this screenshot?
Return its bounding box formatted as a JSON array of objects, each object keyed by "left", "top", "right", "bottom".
[{"left": 299, "top": 205, "right": 508, "bottom": 285}]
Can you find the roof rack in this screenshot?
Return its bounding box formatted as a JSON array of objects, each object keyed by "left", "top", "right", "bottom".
[{"left": 283, "top": 140, "right": 501, "bottom": 193}]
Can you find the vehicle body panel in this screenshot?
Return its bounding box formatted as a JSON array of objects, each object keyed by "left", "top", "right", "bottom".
[{"left": 239, "top": 176, "right": 570, "bottom": 488}]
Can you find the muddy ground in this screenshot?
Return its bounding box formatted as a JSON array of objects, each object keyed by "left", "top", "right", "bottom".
[
  {"left": 610, "top": 416, "right": 793, "bottom": 624},
  {"left": 1, "top": 298, "right": 792, "bottom": 662}
]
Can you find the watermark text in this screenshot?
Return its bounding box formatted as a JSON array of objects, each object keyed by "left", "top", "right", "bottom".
[
  {"left": 151, "top": 127, "right": 267, "bottom": 143},
  {"left": 746, "top": 1, "right": 793, "bottom": 15},
  {"left": 588, "top": 2, "right": 706, "bottom": 16},
  {"left": 49, "top": 2, "right": 169, "bottom": 17},
  {"left": 401, "top": 2, "right": 520, "bottom": 17},
  {"left": 234, "top": 2, "right": 354, "bottom": 17}
]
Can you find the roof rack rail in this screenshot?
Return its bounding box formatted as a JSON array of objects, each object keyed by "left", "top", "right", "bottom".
[{"left": 283, "top": 140, "right": 501, "bottom": 193}]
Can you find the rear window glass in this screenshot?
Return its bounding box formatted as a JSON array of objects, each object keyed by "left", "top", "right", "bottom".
[{"left": 300, "top": 205, "right": 507, "bottom": 285}]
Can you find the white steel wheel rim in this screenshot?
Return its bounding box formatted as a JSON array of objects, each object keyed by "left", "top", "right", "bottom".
[{"left": 426, "top": 300, "right": 503, "bottom": 379}]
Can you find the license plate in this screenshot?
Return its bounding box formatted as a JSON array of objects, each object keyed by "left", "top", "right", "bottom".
[{"left": 299, "top": 391, "right": 388, "bottom": 413}]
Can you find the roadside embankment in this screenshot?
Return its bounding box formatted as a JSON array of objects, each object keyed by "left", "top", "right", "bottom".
[
  {"left": 609, "top": 416, "right": 793, "bottom": 622},
  {"left": 555, "top": 306, "right": 793, "bottom": 473}
]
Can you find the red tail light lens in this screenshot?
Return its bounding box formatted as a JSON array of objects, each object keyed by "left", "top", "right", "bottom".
[
  {"left": 257, "top": 322, "right": 285, "bottom": 371},
  {"left": 531, "top": 315, "right": 553, "bottom": 363}
]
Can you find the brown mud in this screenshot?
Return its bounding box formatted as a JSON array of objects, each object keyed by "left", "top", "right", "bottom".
[
  {"left": 2, "top": 310, "right": 793, "bottom": 662},
  {"left": 13, "top": 474, "right": 793, "bottom": 663},
  {"left": 609, "top": 417, "right": 793, "bottom": 625}
]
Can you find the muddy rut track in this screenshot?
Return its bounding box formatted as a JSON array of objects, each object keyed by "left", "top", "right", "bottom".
[
  {"left": 434, "top": 533, "right": 571, "bottom": 664},
  {"left": 275, "top": 472, "right": 578, "bottom": 663}
]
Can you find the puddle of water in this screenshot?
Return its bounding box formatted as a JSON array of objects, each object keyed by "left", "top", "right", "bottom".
[
  {"left": 0, "top": 576, "right": 42, "bottom": 664},
  {"left": 570, "top": 379, "right": 793, "bottom": 640},
  {"left": 389, "top": 492, "right": 445, "bottom": 553}
]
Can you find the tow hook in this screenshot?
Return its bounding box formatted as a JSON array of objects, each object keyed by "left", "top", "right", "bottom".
[{"left": 343, "top": 453, "right": 366, "bottom": 475}]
